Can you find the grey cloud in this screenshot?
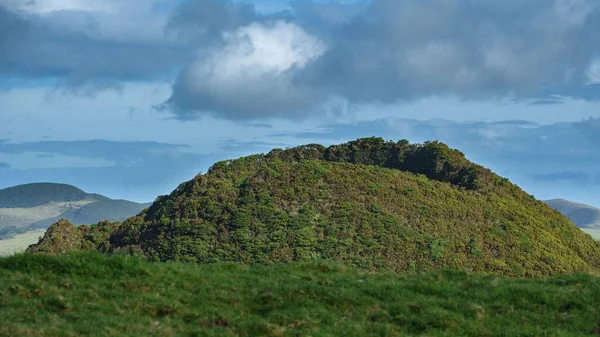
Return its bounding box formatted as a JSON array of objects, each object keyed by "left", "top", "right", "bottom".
[
  {"left": 534, "top": 171, "right": 592, "bottom": 184},
  {"left": 0, "top": 5, "right": 189, "bottom": 87},
  {"left": 166, "top": 0, "right": 600, "bottom": 120},
  {"left": 3, "top": 0, "right": 600, "bottom": 120},
  {"left": 0, "top": 139, "right": 191, "bottom": 165},
  {"left": 0, "top": 162, "right": 10, "bottom": 170},
  {"left": 167, "top": 0, "right": 268, "bottom": 43}
]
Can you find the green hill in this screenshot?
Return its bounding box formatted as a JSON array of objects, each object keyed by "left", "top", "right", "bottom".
[
  {"left": 0, "top": 183, "right": 102, "bottom": 208},
  {"left": 1, "top": 252, "right": 600, "bottom": 336},
  {"left": 545, "top": 199, "right": 600, "bottom": 229},
  {"left": 29, "top": 138, "right": 600, "bottom": 277}
]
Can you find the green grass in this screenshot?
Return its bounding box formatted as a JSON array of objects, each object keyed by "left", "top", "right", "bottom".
[
  {"left": 1, "top": 253, "right": 599, "bottom": 336},
  {"left": 0, "top": 229, "right": 45, "bottom": 257}
]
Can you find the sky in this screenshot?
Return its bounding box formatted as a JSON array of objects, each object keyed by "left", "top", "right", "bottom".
[{"left": 0, "top": 0, "right": 599, "bottom": 207}]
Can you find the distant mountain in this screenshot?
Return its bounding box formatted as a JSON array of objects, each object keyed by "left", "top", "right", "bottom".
[
  {"left": 544, "top": 199, "right": 600, "bottom": 229},
  {"left": 30, "top": 199, "right": 152, "bottom": 229},
  {"left": 0, "top": 183, "right": 149, "bottom": 240},
  {"left": 0, "top": 183, "right": 107, "bottom": 208}
]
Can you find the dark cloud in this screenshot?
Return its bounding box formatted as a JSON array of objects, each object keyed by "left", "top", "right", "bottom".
[
  {"left": 245, "top": 123, "right": 273, "bottom": 129},
  {"left": 534, "top": 171, "right": 592, "bottom": 183},
  {"left": 0, "top": 139, "right": 190, "bottom": 165},
  {"left": 0, "top": 162, "right": 10, "bottom": 170},
  {"left": 165, "top": 0, "right": 600, "bottom": 120},
  {"left": 528, "top": 99, "right": 565, "bottom": 106},
  {"left": 166, "top": 0, "right": 268, "bottom": 43},
  {"left": 0, "top": 5, "right": 189, "bottom": 87},
  {"left": 2, "top": 1, "right": 600, "bottom": 120}
]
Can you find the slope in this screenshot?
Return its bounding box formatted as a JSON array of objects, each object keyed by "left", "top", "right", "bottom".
[{"left": 29, "top": 138, "right": 600, "bottom": 277}]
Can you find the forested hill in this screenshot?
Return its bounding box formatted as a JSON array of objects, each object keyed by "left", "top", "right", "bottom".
[
  {"left": 0, "top": 183, "right": 105, "bottom": 208},
  {"left": 30, "top": 138, "right": 600, "bottom": 277}
]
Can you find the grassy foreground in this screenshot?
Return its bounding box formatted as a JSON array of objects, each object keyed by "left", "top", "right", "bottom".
[{"left": 1, "top": 253, "right": 599, "bottom": 337}]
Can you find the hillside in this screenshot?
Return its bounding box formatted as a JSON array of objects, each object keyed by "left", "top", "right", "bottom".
[
  {"left": 2, "top": 253, "right": 600, "bottom": 337},
  {"left": 0, "top": 183, "right": 149, "bottom": 242},
  {"left": 30, "top": 138, "right": 600, "bottom": 277},
  {"left": 545, "top": 199, "right": 600, "bottom": 229}
]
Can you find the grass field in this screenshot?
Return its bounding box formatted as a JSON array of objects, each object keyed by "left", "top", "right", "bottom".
[
  {"left": 0, "top": 229, "right": 45, "bottom": 257},
  {"left": 582, "top": 228, "right": 600, "bottom": 240},
  {"left": 1, "top": 252, "right": 599, "bottom": 336}
]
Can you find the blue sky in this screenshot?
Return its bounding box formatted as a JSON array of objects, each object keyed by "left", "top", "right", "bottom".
[{"left": 1, "top": 0, "right": 599, "bottom": 207}]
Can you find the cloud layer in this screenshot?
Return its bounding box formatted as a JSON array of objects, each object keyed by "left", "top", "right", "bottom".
[{"left": 2, "top": 0, "right": 600, "bottom": 119}]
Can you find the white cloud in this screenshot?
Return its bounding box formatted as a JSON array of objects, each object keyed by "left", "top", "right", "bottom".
[
  {"left": 176, "top": 20, "right": 327, "bottom": 118},
  {"left": 192, "top": 21, "right": 325, "bottom": 84},
  {"left": 587, "top": 58, "right": 600, "bottom": 84},
  {"left": 4, "top": 0, "right": 115, "bottom": 13}
]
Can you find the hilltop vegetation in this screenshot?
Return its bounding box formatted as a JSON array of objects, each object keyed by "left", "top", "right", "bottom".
[
  {"left": 545, "top": 199, "right": 600, "bottom": 229},
  {"left": 30, "top": 138, "right": 600, "bottom": 277},
  {"left": 2, "top": 252, "right": 600, "bottom": 337}
]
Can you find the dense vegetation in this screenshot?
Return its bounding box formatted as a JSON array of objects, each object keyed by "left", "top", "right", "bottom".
[
  {"left": 2, "top": 252, "right": 600, "bottom": 337},
  {"left": 545, "top": 199, "right": 600, "bottom": 229},
  {"left": 0, "top": 183, "right": 104, "bottom": 208},
  {"left": 30, "top": 138, "right": 600, "bottom": 276}
]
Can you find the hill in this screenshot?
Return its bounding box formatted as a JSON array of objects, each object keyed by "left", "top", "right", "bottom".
[
  {"left": 2, "top": 252, "right": 600, "bottom": 336},
  {"left": 545, "top": 199, "right": 600, "bottom": 229},
  {"left": 30, "top": 138, "right": 600, "bottom": 277},
  {"left": 0, "top": 183, "right": 105, "bottom": 208},
  {"left": 0, "top": 183, "right": 149, "bottom": 242}
]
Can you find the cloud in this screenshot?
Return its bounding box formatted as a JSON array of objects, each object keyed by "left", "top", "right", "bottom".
[
  {"left": 2, "top": 0, "right": 600, "bottom": 120},
  {"left": 0, "top": 162, "right": 10, "bottom": 170},
  {"left": 0, "top": 3, "right": 185, "bottom": 88},
  {"left": 0, "top": 139, "right": 190, "bottom": 165},
  {"left": 588, "top": 58, "right": 600, "bottom": 84},
  {"left": 163, "top": 20, "right": 327, "bottom": 119},
  {"left": 165, "top": 0, "right": 600, "bottom": 120},
  {"left": 534, "top": 171, "right": 592, "bottom": 183}
]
